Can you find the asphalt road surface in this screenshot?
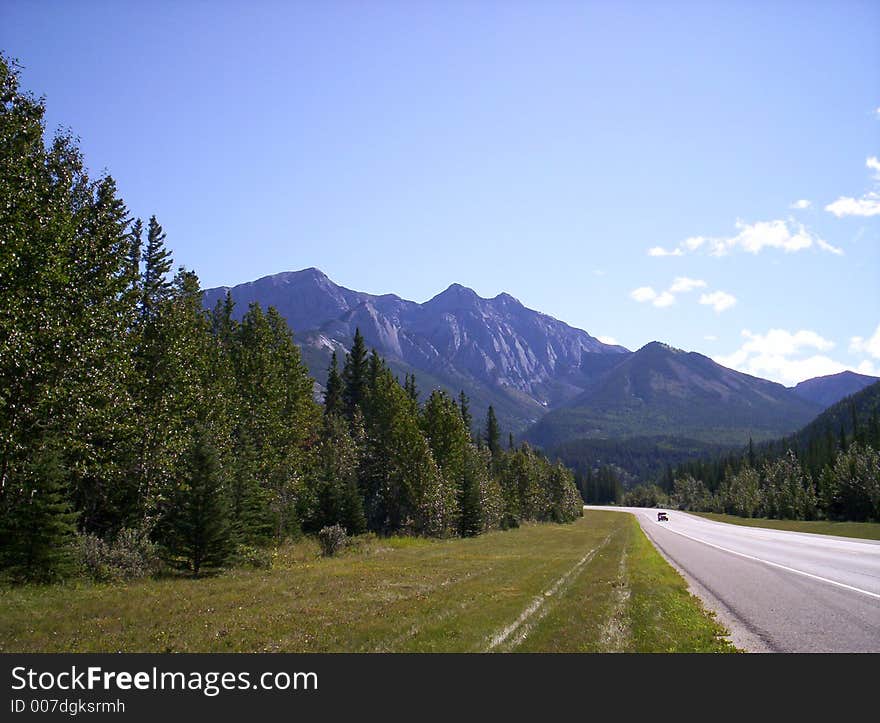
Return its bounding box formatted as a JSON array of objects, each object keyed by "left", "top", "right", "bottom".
[{"left": 586, "top": 506, "right": 880, "bottom": 652}]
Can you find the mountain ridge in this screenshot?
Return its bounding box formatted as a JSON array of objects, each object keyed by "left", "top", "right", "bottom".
[
  {"left": 203, "top": 269, "right": 872, "bottom": 447},
  {"left": 203, "top": 269, "right": 629, "bottom": 431}
]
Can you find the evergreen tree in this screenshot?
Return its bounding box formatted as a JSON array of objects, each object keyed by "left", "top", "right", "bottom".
[
  {"left": 141, "top": 215, "right": 173, "bottom": 320},
  {"left": 0, "top": 436, "right": 77, "bottom": 582},
  {"left": 485, "top": 406, "right": 501, "bottom": 459},
  {"left": 404, "top": 373, "right": 419, "bottom": 405},
  {"left": 211, "top": 291, "right": 238, "bottom": 351},
  {"left": 162, "top": 427, "right": 232, "bottom": 576},
  {"left": 323, "top": 351, "right": 344, "bottom": 417},
  {"left": 458, "top": 447, "right": 484, "bottom": 536},
  {"left": 342, "top": 328, "right": 368, "bottom": 418},
  {"left": 228, "top": 431, "right": 272, "bottom": 546},
  {"left": 458, "top": 391, "right": 472, "bottom": 438}
]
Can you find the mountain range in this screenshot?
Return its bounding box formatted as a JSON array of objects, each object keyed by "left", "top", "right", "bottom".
[{"left": 203, "top": 268, "right": 877, "bottom": 453}]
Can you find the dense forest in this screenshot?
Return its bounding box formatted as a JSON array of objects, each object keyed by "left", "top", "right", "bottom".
[
  {"left": 0, "top": 56, "right": 582, "bottom": 583},
  {"left": 623, "top": 382, "right": 880, "bottom": 522}
]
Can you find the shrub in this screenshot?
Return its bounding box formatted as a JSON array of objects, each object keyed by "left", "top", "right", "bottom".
[
  {"left": 77, "top": 527, "right": 160, "bottom": 582},
  {"left": 232, "top": 543, "right": 275, "bottom": 569},
  {"left": 317, "top": 524, "right": 347, "bottom": 557}
]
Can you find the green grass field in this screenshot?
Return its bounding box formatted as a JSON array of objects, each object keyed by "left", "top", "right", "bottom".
[
  {"left": 0, "top": 511, "right": 736, "bottom": 653},
  {"left": 691, "top": 512, "right": 880, "bottom": 541}
]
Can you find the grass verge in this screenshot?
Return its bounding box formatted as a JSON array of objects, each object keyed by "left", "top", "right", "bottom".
[
  {"left": 691, "top": 512, "right": 880, "bottom": 541},
  {"left": 0, "top": 511, "right": 736, "bottom": 653}
]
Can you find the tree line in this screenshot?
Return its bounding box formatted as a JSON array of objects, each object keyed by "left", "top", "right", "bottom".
[
  {"left": 0, "top": 56, "right": 582, "bottom": 582},
  {"left": 622, "top": 384, "right": 880, "bottom": 522}
]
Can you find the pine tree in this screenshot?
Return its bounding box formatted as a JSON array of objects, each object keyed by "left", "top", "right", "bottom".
[
  {"left": 342, "top": 328, "right": 368, "bottom": 418},
  {"left": 0, "top": 436, "right": 78, "bottom": 582},
  {"left": 324, "top": 351, "right": 344, "bottom": 417},
  {"left": 211, "top": 291, "right": 238, "bottom": 351},
  {"left": 228, "top": 431, "right": 272, "bottom": 546},
  {"left": 162, "top": 427, "right": 232, "bottom": 576},
  {"left": 404, "top": 373, "right": 419, "bottom": 405},
  {"left": 141, "top": 215, "right": 173, "bottom": 320},
  {"left": 485, "top": 406, "right": 501, "bottom": 459},
  {"left": 458, "top": 391, "right": 472, "bottom": 438},
  {"left": 458, "top": 445, "right": 485, "bottom": 536}
]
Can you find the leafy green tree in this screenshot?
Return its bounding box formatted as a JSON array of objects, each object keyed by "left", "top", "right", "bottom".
[
  {"left": 421, "top": 390, "right": 476, "bottom": 535},
  {"left": 309, "top": 414, "right": 366, "bottom": 534},
  {"left": 233, "top": 303, "right": 320, "bottom": 541},
  {"left": 829, "top": 443, "right": 880, "bottom": 521},
  {"left": 0, "top": 56, "right": 138, "bottom": 541},
  {"left": 361, "top": 366, "right": 449, "bottom": 535}
]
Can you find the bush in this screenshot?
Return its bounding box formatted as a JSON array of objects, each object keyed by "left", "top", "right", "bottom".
[
  {"left": 77, "top": 527, "right": 160, "bottom": 582},
  {"left": 231, "top": 543, "right": 275, "bottom": 569},
  {"left": 317, "top": 524, "right": 347, "bottom": 557}
]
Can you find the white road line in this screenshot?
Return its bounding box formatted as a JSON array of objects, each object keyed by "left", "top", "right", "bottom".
[{"left": 644, "top": 515, "right": 880, "bottom": 601}]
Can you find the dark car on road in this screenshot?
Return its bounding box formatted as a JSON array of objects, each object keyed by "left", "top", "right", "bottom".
[{"left": 657, "top": 511, "right": 668, "bottom": 522}]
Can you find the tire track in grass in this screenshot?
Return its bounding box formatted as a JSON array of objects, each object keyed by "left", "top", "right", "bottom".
[
  {"left": 485, "top": 533, "right": 613, "bottom": 652},
  {"left": 598, "top": 547, "right": 632, "bottom": 652}
]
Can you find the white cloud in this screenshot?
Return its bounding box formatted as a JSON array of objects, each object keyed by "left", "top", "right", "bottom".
[
  {"left": 699, "top": 290, "right": 737, "bottom": 313},
  {"left": 825, "top": 192, "right": 880, "bottom": 217},
  {"left": 790, "top": 199, "right": 811, "bottom": 209},
  {"left": 704, "top": 335, "right": 718, "bottom": 342},
  {"left": 669, "top": 277, "right": 707, "bottom": 293},
  {"left": 718, "top": 219, "right": 815, "bottom": 255},
  {"left": 714, "top": 328, "right": 848, "bottom": 385},
  {"left": 857, "top": 360, "right": 879, "bottom": 376},
  {"left": 825, "top": 156, "right": 880, "bottom": 218},
  {"left": 597, "top": 335, "right": 619, "bottom": 346},
  {"left": 653, "top": 291, "right": 675, "bottom": 308},
  {"left": 654, "top": 219, "right": 840, "bottom": 257},
  {"left": 631, "top": 278, "right": 728, "bottom": 310},
  {"left": 647, "top": 246, "right": 683, "bottom": 257},
  {"left": 850, "top": 323, "right": 880, "bottom": 359},
  {"left": 816, "top": 237, "right": 844, "bottom": 255},
  {"left": 630, "top": 286, "right": 657, "bottom": 302}
]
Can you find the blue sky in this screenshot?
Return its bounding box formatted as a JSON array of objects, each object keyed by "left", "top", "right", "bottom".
[{"left": 3, "top": 0, "right": 879, "bottom": 385}]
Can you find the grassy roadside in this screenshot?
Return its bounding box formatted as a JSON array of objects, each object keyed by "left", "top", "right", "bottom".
[
  {"left": 691, "top": 512, "right": 880, "bottom": 541},
  {"left": 0, "top": 511, "right": 736, "bottom": 653}
]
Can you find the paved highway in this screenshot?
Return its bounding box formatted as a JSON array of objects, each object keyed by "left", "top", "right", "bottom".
[{"left": 586, "top": 506, "right": 880, "bottom": 652}]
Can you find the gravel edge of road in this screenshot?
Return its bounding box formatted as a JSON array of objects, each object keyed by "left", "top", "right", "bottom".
[{"left": 631, "top": 512, "right": 775, "bottom": 653}]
